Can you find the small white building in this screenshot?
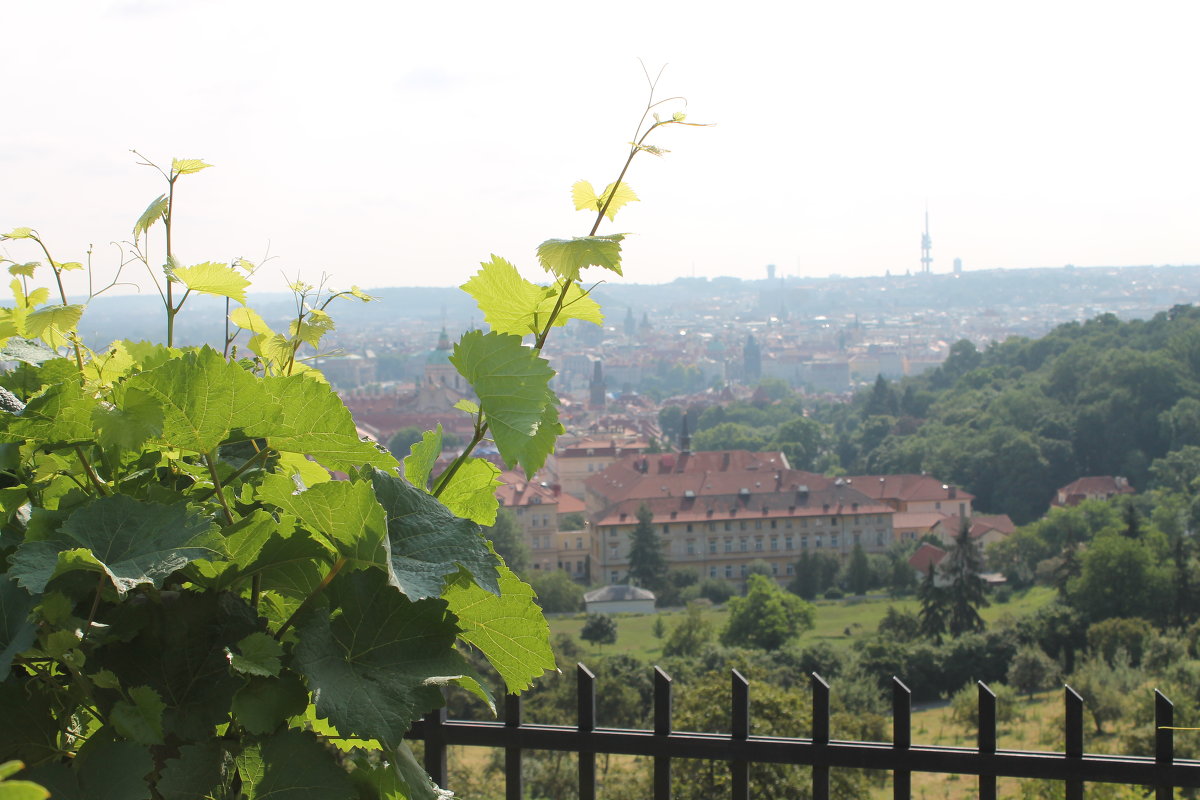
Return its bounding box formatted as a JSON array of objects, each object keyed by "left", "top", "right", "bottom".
[{"left": 583, "top": 584, "right": 656, "bottom": 615}]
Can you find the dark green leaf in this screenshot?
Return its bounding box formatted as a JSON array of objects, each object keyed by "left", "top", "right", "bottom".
[
  {"left": 292, "top": 570, "right": 469, "bottom": 745},
  {"left": 155, "top": 742, "right": 228, "bottom": 800},
  {"left": 231, "top": 673, "right": 308, "bottom": 735},
  {"left": 228, "top": 632, "right": 282, "bottom": 677},
  {"left": 25, "top": 737, "right": 152, "bottom": 800},
  {"left": 236, "top": 730, "right": 354, "bottom": 800},
  {"left": 256, "top": 474, "right": 387, "bottom": 571},
  {"left": 0, "top": 577, "right": 37, "bottom": 676},
  {"left": 367, "top": 468, "right": 499, "bottom": 599},
  {"left": 8, "top": 496, "right": 223, "bottom": 595},
  {"left": 190, "top": 510, "right": 327, "bottom": 595},
  {"left": 0, "top": 679, "right": 58, "bottom": 765},
  {"left": 110, "top": 686, "right": 165, "bottom": 746}
]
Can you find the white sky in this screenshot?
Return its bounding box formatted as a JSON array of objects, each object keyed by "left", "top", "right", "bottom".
[{"left": 5, "top": 0, "right": 1199, "bottom": 295}]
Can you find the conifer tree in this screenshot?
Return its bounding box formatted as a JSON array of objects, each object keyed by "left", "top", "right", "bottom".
[
  {"left": 944, "top": 520, "right": 989, "bottom": 636},
  {"left": 627, "top": 503, "right": 668, "bottom": 591},
  {"left": 917, "top": 564, "right": 947, "bottom": 643},
  {"left": 846, "top": 542, "right": 871, "bottom": 595}
]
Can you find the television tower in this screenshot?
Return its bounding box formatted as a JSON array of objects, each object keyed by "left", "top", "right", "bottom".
[{"left": 920, "top": 208, "right": 932, "bottom": 274}]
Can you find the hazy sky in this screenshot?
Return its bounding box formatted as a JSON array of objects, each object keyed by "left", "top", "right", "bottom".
[{"left": 5, "top": 1, "right": 1199, "bottom": 296}]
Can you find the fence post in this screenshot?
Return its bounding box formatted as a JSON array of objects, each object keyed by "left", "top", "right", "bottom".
[
  {"left": 977, "top": 681, "right": 996, "bottom": 800},
  {"left": 892, "top": 677, "right": 911, "bottom": 800},
  {"left": 654, "top": 666, "right": 673, "bottom": 800},
  {"left": 578, "top": 663, "right": 596, "bottom": 800},
  {"left": 731, "top": 669, "right": 749, "bottom": 800},
  {"left": 1065, "top": 684, "right": 1084, "bottom": 800},
  {"left": 811, "top": 672, "right": 830, "bottom": 800},
  {"left": 1156, "top": 689, "right": 1174, "bottom": 800},
  {"left": 422, "top": 706, "right": 447, "bottom": 789},
  {"left": 505, "top": 693, "right": 523, "bottom": 800}
]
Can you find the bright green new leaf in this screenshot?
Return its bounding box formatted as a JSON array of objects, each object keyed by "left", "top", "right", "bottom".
[
  {"left": 89, "top": 670, "right": 119, "bottom": 690},
  {"left": 449, "top": 330, "right": 555, "bottom": 473},
  {"left": 171, "top": 158, "right": 213, "bottom": 175},
  {"left": 0, "top": 229, "right": 35, "bottom": 241},
  {"left": 368, "top": 467, "right": 500, "bottom": 599},
  {"left": 236, "top": 729, "right": 354, "bottom": 800},
  {"left": 3, "top": 381, "right": 96, "bottom": 448},
  {"left": 93, "top": 385, "right": 164, "bottom": 451},
  {"left": 503, "top": 397, "right": 562, "bottom": 477},
  {"left": 348, "top": 285, "right": 375, "bottom": 302},
  {"left": 82, "top": 340, "right": 136, "bottom": 386},
  {"left": 0, "top": 578, "right": 37, "bottom": 677},
  {"left": 437, "top": 457, "right": 501, "bottom": 526},
  {"left": 403, "top": 425, "right": 442, "bottom": 489},
  {"left": 257, "top": 473, "right": 388, "bottom": 571},
  {"left": 110, "top": 685, "right": 166, "bottom": 745},
  {"left": 8, "top": 495, "right": 223, "bottom": 595},
  {"left": 229, "top": 307, "right": 276, "bottom": 336},
  {"left": 247, "top": 331, "right": 294, "bottom": 370},
  {"left": 544, "top": 280, "right": 603, "bottom": 328},
  {"left": 288, "top": 308, "right": 335, "bottom": 348},
  {"left": 301, "top": 707, "right": 382, "bottom": 752},
  {"left": 460, "top": 255, "right": 545, "bottom": 336},
  {"left": 24, "top": 304, "right": 84, "bottom": 349},
  {"left": 170, "top": 262, "right": 250, "bottom": 305},
  {"left": 52, "top": 261, "right": 83, "bottom": 272},
  {"left": 571, "top": 180, "right": 639, "bottom": 221},
  {"left": 349, "top": 744, "right": 449, "bottom": 800},
  {"left": 231, "top": 673, "right": 308, "bottom": 736},
  {"left": 444, "top": 565, "right": 555, "bottom": 694},
  {"left": 126, "top": 346, "right": 272, "bottom": 454},
  {"left": 7, "top": 262, "right": 37, "bottom": 278},
  {"left": 248, "top": 374, "right": 398, "bottom": 472},
  {"left": 0, "top": 762, "right": 22, "bottom": 781},
  {"left": 292, "top": 570, "right": 474, "bottom": 746},
  {"left": 133, "top": 195, "right": 167, "bottom": 240},
  {"left": 536, "top": 234, "right": 624, "bottom": 281},
  {"left": 228, "top": 632, "right": 283, "bottom": 677},
  {"left": 155, "top": 743, "right": 225, "bottom": 800},
  {"left": 276, "top": 451, "right": 331, "bottom": 487},
  {"left": 454, "top": 398, "right": 480, "bottom": 414}
]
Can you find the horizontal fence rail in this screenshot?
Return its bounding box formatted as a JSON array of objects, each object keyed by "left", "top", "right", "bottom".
[{"left": 405, "top": 665, "right": 1200, "bottom": 799}]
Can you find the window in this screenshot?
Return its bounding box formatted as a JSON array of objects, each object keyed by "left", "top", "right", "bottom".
[
  {"left": 739, "top": 538, "right": 748, "bottom": 552},
  {"left": 610, "top": 571, "right": 619, "bottom": 583},
  {"left": 609, "top": 546, "right": 618, "bottom": 558},
  {"left": 877, "top": 532, "right": 885, "bottom": 546},
  {"left": 801, "top": 519, "right": 808, "bottom": 528},
  {"left": 936, "top": 501, "right": 942, "bottom": 510},
  {"left": 771, "top": 563, "right": 779, "bottom": 576},
  {"left": 576, "top": 537, "right": 583, "bottom": 549},
  {"left": 724, "top": 522, "right": 732, "bottom": 532},
  {"left": 785, "top": 520, "right": 793, "bottom": 529},
  {"left": 770, "top": 536, "right": 778, "bottom": 551},
  {"left": 786, "top": 563, "right": 795, "bottom": 576},
  {"left": 709, "top": 539, "right": 718, "bottom": 554},
  {"left": 662, "top": 524, "right": 669, "bottom": 534},
  {"left": 724, "top": 565, "right": 733, "bottom": 578},
  {"left": 686, "top": 540, "right": 695, "bottom": 555},
  {"left": 530, "top": 516, "right": 537, "bottom": 528},
  {"left": 771, "top": 520, "right": 777, "bottom": 529},
  {"left": 740, "top": 564, "right": 748, "bottom": 577},
  {"left": 710, "top": 566, "right": 718, "bottom": 578},
  {"left": 576, "top": 560, "right": 584, "bottom": 573},
  {"left": 754, "top": 538, "right": 763, "bottom": 551},
  {"left": 587, "top": 463, "right": 594, "bottom": 472},
  {"left": 543, "top": 516, "right": 549, "bottom": 527},
  {"left": 800, "top": 536, "right": 807, "bottom": 548},
  {"left": 754, "top": 520, "right": 762, "bottom": 530},
  {"left": 787, "top": 536, "right": 794, "bottom": 550},
  {"left": 686, "top": 524, "right": 693, "bottom": 533},
  {"left": 739, "top": 521, "right": 747, "bottom": 531},
  {"left": 609, "top": 530, "right": 617, "bottom": 537},
  {"left": 816, "top": 536, "right": 823, "bottom": 548},
  {"left": 725, "top": 539, "right": 733, "bottom": 553},
  {"left": 707, "top": 522, "right": 716, "bottom": 532},
  {"left": 831, "top": 535, "right": 839, "bottom": 549}
]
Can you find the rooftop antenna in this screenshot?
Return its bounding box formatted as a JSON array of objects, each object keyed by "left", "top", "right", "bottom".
[{"left": 920, "top": 205, "right": 933, "bottom": 274}]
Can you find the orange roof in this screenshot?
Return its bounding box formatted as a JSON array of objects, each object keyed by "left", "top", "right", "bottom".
[
  {"left": 842, "top": 474, "right": 974, "bottom": 504},
  {"left": 891, "top": 511, "right": 947, "bottom": 531},
  {"left": 909, "top": 542, "right": 947, "bottom": 573}
]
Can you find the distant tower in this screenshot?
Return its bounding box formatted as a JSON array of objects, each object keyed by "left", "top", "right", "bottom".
[
  {"left": 766, "top": 263, "right": 776, "bottom": 280},
  {"left": 920, "top": 209, "right": 933, "bottom": 274},
  {"left": 953, "top": 257, "right": 963, "bottom": 275},
  {"left": 588, "top": 360, "right": 606, "bottom": 410},
  {"left": 743, "top": 334, "right": 762, "bottom": 384},
  {"left": 623, "top": 307, "right": 636, "bottom": 337}
]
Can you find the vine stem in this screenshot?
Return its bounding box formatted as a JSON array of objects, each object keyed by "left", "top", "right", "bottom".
[
  {"left": 204, "top": 451, "right": 236, "bottom": 526},
  {"left": 74, "top": 446, "right": 108, "bottom": 495},
  {"left": 82, "top": 573, "right": 107, "bottom": 641},
  {"left": 195, "top": 445, "right": 273, "bottom": 502},
  {"left": 30, "top": 235, "right": 86, "bottom": 371},
  {"left": 276, "top": 557, "right": 347, "bottom": 638}
]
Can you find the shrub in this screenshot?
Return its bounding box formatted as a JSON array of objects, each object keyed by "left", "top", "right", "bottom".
[{"left": 824, "top": 587, "right": 845, "bottom": 600}]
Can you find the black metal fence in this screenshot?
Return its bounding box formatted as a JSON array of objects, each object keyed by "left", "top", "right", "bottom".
[{"left": 406, "top": 665, "right": 1200, "bottom": 799}]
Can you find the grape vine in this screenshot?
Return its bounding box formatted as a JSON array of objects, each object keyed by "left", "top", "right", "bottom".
[{"left": 0, "top": 86, "right": 698, "bottom": 799}]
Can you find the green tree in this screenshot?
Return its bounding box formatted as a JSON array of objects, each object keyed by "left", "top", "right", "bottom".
[
  {"left": 1006, "top": 645, "right": 1061, "bottom": 695},
  {"left": 845, "top": 542, "right": 871, "bottom": 595},
  {"left": 627, "top": 503, "right": 668, "bottom": 592},
  {"left": 876, "top": 605, "right": 921, "bottom": 642},
  {"left": 1067, "top": 532, "right": 1171, "bottom": 623},
  {"left": 386, "top": 425, "right": 425, "bottom": 460},
  {"left": 559, "top": 511, "right": 586, "bottom": 530},
  {"left": 692, "top": 422, "right": 768, "bottom": 452},
  {"left": 483, "top": 506, "right": 530, "bottom": 576},
  {"left": 529, "top": 569, "right": 585, "bottom": 613},
  {"left": 580, "top": 614, "right": 618, "bottom": 648},
  {"left": 917, "top": 565, "right": 947, "bottom": 643},
  {"left": 721, "top": 574, "right": 816, "bottom": 650},
  {"left": 663, "top": 602, "right": 714, "bottom": 657},
  {"left": 773, "top": 415, "right": 828, "bottom": 470},
  {"left": 1086, "top": 617, "right": 1156, "bottom": 667},
  {"left": 943, "top": 521, "right": 989, "bottom": 636}
]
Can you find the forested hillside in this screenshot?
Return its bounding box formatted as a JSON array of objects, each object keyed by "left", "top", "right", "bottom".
[{"left": 816, "top": 305, "right": 1200, "bottom": 522}]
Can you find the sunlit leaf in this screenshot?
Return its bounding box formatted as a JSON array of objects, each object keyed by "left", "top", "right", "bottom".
[
  {"left": 437, "top": 457, "right": 501, "bottom": 526},
  {"left": 0, "top": 228, "right": 35, "bottom": 241},
  {"left": 536, "top": 234, "right": 624, "bottom": 281},
  {"left": 133, "top": 195, "right": 168, "bottom": 241},
  {"left": 403, "top": 426, "right": 442, "bottom": 490},
  {"left": 171, "top": 158, "right": 213, "bottom": 175},
  {"left": 7, "top": 263, "right": 37, "bottom": 278},
  {"left": 171, "top": 262, "right": 250, "bottom": 304}
]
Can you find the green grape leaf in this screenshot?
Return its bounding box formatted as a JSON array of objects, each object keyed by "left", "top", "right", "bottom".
[
  {"left": 367, "top": 468, "right": 500, "bottom": 599},
  {"left": 8, "top": 496, "right": 223, "bottom": 596},
  {"left": 536, "top": 234, "right": 624, "bottom": 281},
  {"left": 1, "top": 228, "right": 35, "bottom": 240},
  {"left": 300, "top": 706, "right": 382, "bottom": 752},
  {"left": 403, "top": 425, "right": 442, "bottom": 489},
  {"left": 120, "top": 341, "right": 182, "bottom": 371},
  {"left": 171, "top": 158, "right": 213, "bottom": 175},
  {"left": 248, "top": 374, "right": 398, "bottom": 472},
  {"left": 231, "top": 673, "right": 308, "bottom": 736},
  {"left": 90, "top": 670, "right": 120, "bottom": 690},
  {"left": 7, "top": 261, "right": 38, "bottom": 278},
  {"left": 444, "top": 565, "right": 555, "bottom": 694},
  {"left": 0, "top": 339, "right": 58, "bottom": 366},
  {"left": 94, "top": 590, "right": 261, "bottom": 742},
  {"left": 93, "top": 385, "right": 164, "bottom": 451},
  {"left": 349, "top": 743, "right": 449, "bottom": 800},
  {"left": 0, "top": 778, "right": 48, "bottom": 800},
  {"left": 2, "top": 381, "right": 96, "bottom": 447},
  {"left": 257, "top": 473, "right": 387, "bottom": 571},
  {"left": 228, "top": 632, "right": 283, "bottom": 677},
  {"left": 542, "top": 280, "right": 603, "bottom": 328},
  {"left": 0, "top": 680, "right": 58, "bottom": 766},
  {"left": 155, "top": 742, "right": 226, "bottom": 800},
  {"left": 25, "top": 738, "right": 153, "bottom": 800},
  {"left": 247, "top": 331, "right": 296, "bottom": 370},
  {"left": 292, "top": 570, "right": 471, "bottom": 746},
  {"left": 460, "top": 256, "right": 547, "bottom": 336},
  {"left": 110, "top": 686, "right": 166, "bottom": 745},
  {"left": 348, "top": 285, "right": 375, "bottom": 302},
  {"left": 53, "top": 261, "right": 84, "bottom": 272},
  {"left": 276, "top": 450, "right": 331, "bottom": 486},
  {"left": 505, "top": 397, "right": 562, "bottom": 478},
  {"left": 235, "top": 730, "right": 354, "bottom": 800},
  {"left": 438, "top": 457, "right": 501, "bottom": 526},
  {"left": 229, "top": 307, "right": 275, "bottom": 336},
  {"left": 288, "top": 308, "right": 335, "bottom": 348},
  {"left": 24, "top": 304, "right": 84, "bottom": 348},
  {"left": 454, "top": 398, "right": 479, "bottom": 414},
  {"left": 83, "top": 340, "right": 137, "bottom": 386},
  {"left": 126, "top": 346, "right": 272, "bottom": 454},
  {"left": 571, "top": 180, "right": 639, "bottom": 221},
  {"left": 133, "top": 195, "right": 167, "bottom": 241},
  {"left": 192, "top": 510, "right": 328, "bottom": 595},
  {"left": 170, "top": 262, "right": 250, "bottom": 305},
  {"left": 449, "top": 330, "right": 555, "bottom": 473},
  {"left": 0, "top": 577, "right": 37, "bottom": 676}
]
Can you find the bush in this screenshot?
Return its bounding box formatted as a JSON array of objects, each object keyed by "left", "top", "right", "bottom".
[
  {"left": 1006, "top": 645, "right": 1060, "bottom": 695},
  {"left": 530, "top": 569, "right": 585, "bottom": 613},
  {"left": 823, "top": 587, "right": 845, "bottom": 600},
  {"left": 950, "top": 681, "right": 1021, "bottom": 728},
  {"left": 1087, "top": 617, "right": 1156, "bottom": 666},
  {"left": 695, "top": 577, "right": 735, "bottom": 605},
  {"left": 581, "top": 614, "right": 618, "bottom": 647},
  {"left": 993, "top": 584, "right": 1014, "bottom": 604}
]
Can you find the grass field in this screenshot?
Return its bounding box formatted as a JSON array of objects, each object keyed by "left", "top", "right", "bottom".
[{"left": 549, "top": 586, "right": 1056, "bottom": 663}]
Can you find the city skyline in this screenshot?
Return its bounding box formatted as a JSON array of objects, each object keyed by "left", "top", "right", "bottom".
[{"left": 5, "top": 0, "right": 1199, "bottom": 296}]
